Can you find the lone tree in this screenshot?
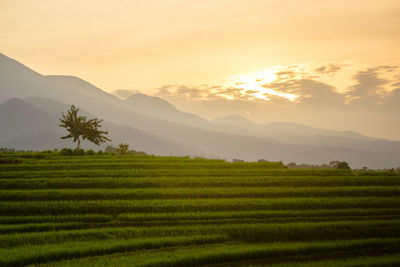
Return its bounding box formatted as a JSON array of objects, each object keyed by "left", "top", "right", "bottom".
[
  {"left": 118, "top": 143, "right": 129, "bottom": 154},
  {"left": 59, "top": 105, "right": 111, "bottom": 150}
]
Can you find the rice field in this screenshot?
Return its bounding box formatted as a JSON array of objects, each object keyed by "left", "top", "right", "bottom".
[{"left": 0, "top": 153, "right": 399, "bottom": 266}]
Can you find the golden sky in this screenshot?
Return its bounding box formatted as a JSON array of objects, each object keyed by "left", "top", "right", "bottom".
[
  {"left": 1, "top": 0, "right": 400, "bottom": 139},
  {"left": 1, "top": 0, "right": 399, "bottom": 92}
]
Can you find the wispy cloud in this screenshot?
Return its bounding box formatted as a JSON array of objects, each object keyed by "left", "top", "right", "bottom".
[{"left": 314, "top": 63, "right": 343, "bottom": 75}]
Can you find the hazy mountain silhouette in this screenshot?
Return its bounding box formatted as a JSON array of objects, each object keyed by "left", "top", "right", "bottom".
[
  {"left": 124, "top": 93, "right": 207, "bottom": 126},
  {"left": 212, "top": 115, "right": 400, "bottom": 154},
  {"left": 213, "top": 115, "right": 374, "bottom": 140},
  {"left": 1, "top": 52, "right": 400, "bottom": 168},
  {"left": 213, "top": 115, "right": 258, "bottom": 130},
  {"left": 0, "top": 98, "right": 201, "bottom": 155},
  {"left": 0, "top": 98, "right": 58, "bottom": 142}
]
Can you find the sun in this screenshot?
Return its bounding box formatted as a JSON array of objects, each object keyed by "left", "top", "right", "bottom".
[{"left": 223, "top": 68, "right": 297, "bottom": 101}]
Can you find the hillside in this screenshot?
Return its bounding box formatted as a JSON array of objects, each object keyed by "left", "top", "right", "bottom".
[
  {"left": 124, "top": 93, "right": 207, "bottom": 126},
  {"left": 0, "top": 98, "right": 201, "bottom": 156}
]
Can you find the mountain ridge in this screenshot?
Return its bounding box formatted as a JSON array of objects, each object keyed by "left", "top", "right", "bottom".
[{"left": 1, "top": 52, "right": 400, "bottom": 168}]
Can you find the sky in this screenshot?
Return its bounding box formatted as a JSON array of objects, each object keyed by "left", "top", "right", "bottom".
[{"left": 1, "top": 0, "right": 400, "bottom": 139}]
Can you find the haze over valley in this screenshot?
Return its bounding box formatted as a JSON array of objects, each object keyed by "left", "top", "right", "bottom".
[{"left": 1, "top": 53, "right": 400, "bottom": 168}]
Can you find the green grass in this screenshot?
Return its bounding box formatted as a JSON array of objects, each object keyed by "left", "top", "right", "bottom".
[
  {"left": 0, "top": 235, "right": 227, "bottom": 267},
  {"left": 3, "top": 197, "right": 400, "bottom": 216},
  {"left": 2, "top": 186, "right": 400, "bottom": 201},
  {"left": 265, "top": 253, "right": 400, "bottom": 267},
  {"left": 2, "top": 220, "right": 400, "bottom": 248},
  {"left": 36, "top": 238, "right": 400, "bottom": 267},
  {"left": 0, "top": 161, "right": 286, "bottom": 171},
  {"left": 3, "top": 176, "right": 400, "bottom": 190},
  {"left": 0, "top": 153, "right": 399, "bottom": 266},
  {"left": 0, "top": 168, "right": 354, "bottom": 179}
]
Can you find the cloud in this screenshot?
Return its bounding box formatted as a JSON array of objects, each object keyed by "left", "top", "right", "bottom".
[
  {"left": 261, "top": 68, "right": 346, "bottom": 106},
  {"left": 314, "top": 63, "right": 343, "bottom": 74},
  {"left": 155, "top": 63, "right": 351, "bottom": 104},
  {"left": 294, "top": 80, "right": 346, "bottom": 106},
  {"left": 348, "top": 65, "right": 398, "bottom": 106},
  {"left": 155, "top": 84, "right": 261, "bottom": 102},
  {"left": 154, "top": 64, "right": 399, "bottom": 112}
]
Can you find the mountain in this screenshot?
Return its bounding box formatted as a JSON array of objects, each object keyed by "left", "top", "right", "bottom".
[
  {"left": 125, "top": 93, "right": 178, "bottom": 113},
  {"left": 263, "top": 121, "right": 375, "bottom": 141},
  {"left": 213, "top": 115, "right": 258, "bottom": 129},
  {"left": 1, "top": 52, "right": 400, "bottom": 168},
  {"left": 1, "top": 97, "right": 398, "bottom": 168},
  {"left": 0, "top": 98, "right": 201, "bottom": 155},
  {"left": 213, "top": 115, "right": 373, "bottom": 140},
  {"left": 212, "top": 115, "right": 400, "bottom": 154},
  {"left": 124, "top": 93, "right": 207, "bottom": 126},
  {"left": 0, "top": 98, "right": 58, "bottom": 143}
]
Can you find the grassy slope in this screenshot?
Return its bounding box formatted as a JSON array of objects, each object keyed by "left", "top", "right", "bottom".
[{"left": 0, "top": 153, "right": 399, "bottom": 266}]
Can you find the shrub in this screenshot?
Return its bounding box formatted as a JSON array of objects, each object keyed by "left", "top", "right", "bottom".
[
  {"left": 60, "top": 148, "right": 86, "bottom": 156},
  {"left": 60, "top": 148, "right": 74, "bottom": 156},
  {"left": 86, "top": 149, "right": 96, "bottom": 156},
  {"left": 74, "top": 149, "right": 85, "bottom": 156},
  {"left": 0, "top": 158, "right": 22, "bottom": 164},
  {"left": 105, "top": 146, "right": 119, "bottom": 154},
  {"left": 40, "top": 150, "right": 54, "bottom": 154},
  {"left": 118, "top": 143, "right": 129, "bottom": 154},
  {"left": 337, "top": 161, "right": 351, "bottom": 170}
]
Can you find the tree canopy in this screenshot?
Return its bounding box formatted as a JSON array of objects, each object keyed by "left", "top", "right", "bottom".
[{"left": 59, "top": 105, "right": 111, "bottom": 150}]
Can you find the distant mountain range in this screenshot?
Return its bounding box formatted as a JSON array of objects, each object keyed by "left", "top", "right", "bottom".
[{"left": 1, "top": 52, "right": 400, "bottom": 168}]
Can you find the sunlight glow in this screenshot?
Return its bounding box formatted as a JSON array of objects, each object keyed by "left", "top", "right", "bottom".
[{"left": 223, "top": 68, "right": 298, "bottom": 101}]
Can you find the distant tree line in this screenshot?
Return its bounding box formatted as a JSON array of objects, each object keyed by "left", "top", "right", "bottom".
[
  {"left": 286, "top": 160, "right": 351, "bottom": 170},
  {"left": 0, "top": 146, "right": 147, "bottom": 157}
]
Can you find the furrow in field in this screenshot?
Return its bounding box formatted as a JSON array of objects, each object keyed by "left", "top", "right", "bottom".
[
  {"left": 3, "top": 215, "right": 400, "bottom": 234},
  {"left": 0, "top": 235, "right": 227, "bottom": 267},
  {"left": 262, "top": 251, "right": 400, "bottom": 267},
  {"left": 2, "top": 176, "right": 400, "bottom": 189},
  {"left": 2, "top": 220, "right": 400, "bottom": 248},
  {"left": 2, "top": 197, "right": 400, "bottom": 216},
  {"left": 2, "top": 209, "right": 400, "bottom": 232},
  {"left": 0, "top": 169, "right": 354, "bottom": 179},
  {"left": 0, "top": 162, "right": 286, "bottom": 171},
  {"left": 2, "top": 186, "right": 400, "bottom": 201},
  {"left": 35, "top": 238, "right": 400, "bottom": 267}
]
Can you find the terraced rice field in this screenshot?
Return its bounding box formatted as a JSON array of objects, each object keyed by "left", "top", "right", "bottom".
[{"left": 0, "top": 153, "right": 399, "bottom": 266}]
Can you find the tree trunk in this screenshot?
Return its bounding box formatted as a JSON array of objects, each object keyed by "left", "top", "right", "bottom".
[{"left": 76, "top": 139, "right": 81, "bottom": 151}]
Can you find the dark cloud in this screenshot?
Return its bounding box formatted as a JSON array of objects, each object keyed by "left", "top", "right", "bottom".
[
  {"left": 391, "top": 82, "right": 400, "bottom": 88},
  {"left": 266, "top": 78, "right": 346, "bottom": 106},
  {"left": 176, "top": 86, "right": 204, "bottom": 98},
  {"left": 350, "top": 68, "right": 386, "bottom": 97},
  {"left": 314, "top": 63, "right": 343, "bottom": 74},
  {"left": 348, "top": 66, "right": 398, "bottom": 106}
]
